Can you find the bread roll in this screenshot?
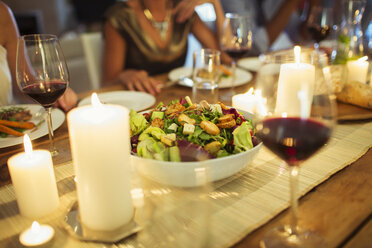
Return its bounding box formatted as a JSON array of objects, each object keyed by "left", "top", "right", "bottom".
[{"left": 336, "top": 81, "right": 372, "bottom": 109}]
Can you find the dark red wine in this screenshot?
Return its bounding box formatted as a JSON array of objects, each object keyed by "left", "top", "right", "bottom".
[
  {"left": 308, "top": 26, "right": 330, "bottom": 43},
  {"left": 223, "top": 48, "right": 250, "bottom": 60},
  {"left": 22, "top": 81, "right": 67, "bottom": 108},
  {"left": 256, "top": 117, "right": 331, "bottom": 165}
]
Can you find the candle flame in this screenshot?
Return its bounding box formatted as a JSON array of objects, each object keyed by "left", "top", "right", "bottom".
[
  {"left": 23, "top": 134, "right": 33, "bottom": 155},
  {"left": 281, "top": 112, "right": 288, "bottom": 117},
  {"left": 31, "top": 221, "right": 41, "bottom": 233},
  {"left": 245, "top": 87, "right": 254, "bottom": 96},
  {"left": 294, "top": 46, "right": 301, "bottom": 64},
  {"left": 357, "top": 56, "right": 368, "bottom": 62},
  {"left": 91, "top": 93, "right": 102, "bottom": 107}
]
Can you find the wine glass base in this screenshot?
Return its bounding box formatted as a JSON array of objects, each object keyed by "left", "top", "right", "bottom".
[{"left": 260, "top": 225, "right": 325, "bottom": 248}]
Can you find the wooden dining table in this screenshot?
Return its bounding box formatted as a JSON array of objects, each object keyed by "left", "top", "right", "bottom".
[{"left": 0, "top": 72, "right": 372, "bottom": 248}]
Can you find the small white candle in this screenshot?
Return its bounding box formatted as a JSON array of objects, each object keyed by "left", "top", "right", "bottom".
[
  {"left": 346, "top": 56, "right": 369, "bottom": 84},
  {"left": 275, "top": 46, "right": 315, "bottom": 117},
  {"left": 67, "top": 93, "right": 134, "bottom": 231},
  {"left": 19, "top": 221, "right": 54, "bottom": 247},
  {"left": 8, "top": 135, "right": 59, "bottom": 218},
  {"left": 232, "top": 88, "right": 256, "bottom": 113}
]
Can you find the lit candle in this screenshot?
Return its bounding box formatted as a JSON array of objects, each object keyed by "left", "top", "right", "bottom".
[
  {"left": 8, "top": 135, "right": 59, "bottom": 218},
  {"left": 275, "top": 46, "right": 315, "bottom": 117},
  {"left": 67, "top": 93, "right": 134, "bottom": 231},
  {"left": 19, "top": 221, "right": 54, "bottom": 247},
  {"left": 232, "top": 88, "right": 256, "bottom": 113},
  {"left": 346, "top": 56, "right": 369, "bottom": 84}
]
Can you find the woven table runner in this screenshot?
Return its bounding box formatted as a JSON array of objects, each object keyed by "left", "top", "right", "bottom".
[{"left": 0, "top": 121, "right": 371, "bottom": 247}]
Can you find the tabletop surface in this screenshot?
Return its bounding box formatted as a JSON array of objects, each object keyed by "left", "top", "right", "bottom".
[{"left": 0, "top": 73, "right": 372, "bottom": 248}]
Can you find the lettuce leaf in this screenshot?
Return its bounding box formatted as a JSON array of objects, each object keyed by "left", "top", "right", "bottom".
[
  {"left": 138, "top": 127, "right": 165, "bottom": 141},
  {"left": 130, "top": 110, "right": 149, "bottom": 135},
  {"left": 232, "top": 122, "right": 253, "bottom": 153}
]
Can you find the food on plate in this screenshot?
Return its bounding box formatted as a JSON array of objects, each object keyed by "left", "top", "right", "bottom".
[
  {"left": 0, "top": 120, "right": 35, "bottom": 129},
  {"left": 130, "top": 97, "right": 259, "bottom": 162},
  {"left": 219, "top": 65, "right": 232, "bottom": 77},
  {"left": 0, "top": 106, "right": 35, "bottom": 137},
  {"left": 336, "top": 81, "right": 372, "bottom": 109},
  {"left": 0, "top": 124, "right": 24, "bottom": 137},
  {"left": 0, "top": 106, "right": 32, "bottom": 121}
]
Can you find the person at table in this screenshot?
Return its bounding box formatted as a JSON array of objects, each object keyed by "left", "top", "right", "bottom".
[
  {"left": 103, "top": 0, "right": 228, "bottom": 95},
  {"left": 0, "top": 1, "right": 78, "bottom": 111},
  {"left": 220, "top": 0, "right": 309, "bottom": 54}
]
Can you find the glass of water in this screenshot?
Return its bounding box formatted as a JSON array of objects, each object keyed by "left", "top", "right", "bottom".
[{"left": 192, "top": 49, "right": 221, "bottom": 104}]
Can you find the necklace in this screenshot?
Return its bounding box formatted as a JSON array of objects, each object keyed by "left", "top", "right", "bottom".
[{"left": 142, "top": 1, "right": 171, "bottom": 41}]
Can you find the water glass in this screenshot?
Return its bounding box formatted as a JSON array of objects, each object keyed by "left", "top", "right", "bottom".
[{"left": 192, "top": 49, "right": 221, "bottom": 104}]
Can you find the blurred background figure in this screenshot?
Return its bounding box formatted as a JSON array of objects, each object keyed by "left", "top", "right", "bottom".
[
  {"left": 220, "top": 0, "right": 304, "bottom": 54},
  {"left": 102, "top": 0, "right": 227, "bottom": 95}
]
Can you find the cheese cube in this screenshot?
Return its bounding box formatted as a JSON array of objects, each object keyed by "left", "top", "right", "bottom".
[
  {"left": 183, "top": 123, "right": 195, "bottom": 135},
  {"left": 160, "top": 135, "right": 174, "bottom": 146},
  {"left": 167, "top": 123, "right": 178, "bottom": 132},
  {"left": 210, "top": 104, "right": 222, "bottom": 114},
  {"left": 165, "top": 133, "right": 176, "bottom": 141}
]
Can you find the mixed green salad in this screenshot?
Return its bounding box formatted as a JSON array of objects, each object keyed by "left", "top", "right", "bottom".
[{"left": 130, "top": 96, "right": 259, "bottom": 162}]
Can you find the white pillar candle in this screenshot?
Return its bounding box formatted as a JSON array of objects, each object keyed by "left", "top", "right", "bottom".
[
  {"left": 8, "top": 135, "right": 59, "bottom": 218},
  {"left": 19, "top": 221, "right": 54, "bottom": 246},
  {"left": 275, "top": 46, "right": 315, "bottom": 117},
  {"left": 346, "top": 56, "right": 368, "bottom": 84},
  {"left": 67, "top": 93, "right": 133, "bottom": 231}
]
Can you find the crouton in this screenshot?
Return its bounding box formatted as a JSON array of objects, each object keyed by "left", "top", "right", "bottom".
[{"left": 200, "top": 120, "right": 220, "bottom": 135}]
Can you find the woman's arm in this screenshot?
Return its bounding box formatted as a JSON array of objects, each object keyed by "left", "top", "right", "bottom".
[
  {"left": 0, "top": 2, "right": 23, "bottom": 102},
  {"left": 103, "top": 21, "right": 160, "bottom": 95},
  {"left": 264, "top": 0, "right": 301, "bottom": 45},
  {"left": 191, "top": 15, "right": 232, "bottom": 65}
]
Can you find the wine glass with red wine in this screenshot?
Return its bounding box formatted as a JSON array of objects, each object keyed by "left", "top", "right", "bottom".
[
  {"left": 255, "top": 47, "right": 336, "bottom": 248},
  {"left": 16, "top": 34, "right": 69, "bottom": 156},
  {"left": 220, "top": 13, "right": 252, "bottom": 98},
  {"left": 307, "top": 6, "right": 333, "bottom": 49}
]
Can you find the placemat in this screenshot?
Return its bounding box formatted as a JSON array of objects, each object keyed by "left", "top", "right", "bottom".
[{"left": 0, "top": 121, "right": 371, "bottom": 247}]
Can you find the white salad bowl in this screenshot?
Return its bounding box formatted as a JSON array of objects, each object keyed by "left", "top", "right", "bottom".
[{"left": 131, "top": 142, "right": 262, "bottom": 187}]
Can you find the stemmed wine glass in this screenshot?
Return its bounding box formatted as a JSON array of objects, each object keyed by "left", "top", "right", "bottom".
[
  {"left": 307, "top": 6, "right": 333, "bottom": 50},
  {"left": 254, "top": 47, "right": 336, "bottom": 247},
  {"left": 220, "top": 13, "right": 252, "bottom": 98},
  {"left": 16, "top": 34, "right": 69, "bottom": 156}
]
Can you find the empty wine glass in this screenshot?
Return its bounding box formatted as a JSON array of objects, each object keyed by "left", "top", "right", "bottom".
[
  {"left": 254, "top": 47, "right": 337, "bottom": 247},
  {"left": 307, "top": 6, "right": 333, "bottom": 50},
  {"left": 16, "top": 34, "right": 69, "bottom": 156},
  {"left": 221, "top": 13, "right": 252, "bottom": 98}
]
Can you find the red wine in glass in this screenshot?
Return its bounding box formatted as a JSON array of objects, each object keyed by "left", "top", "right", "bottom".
[
  {"left": 223, "top": 47, "right": 250, "bottom": 60},
  {"left": 307, "top": 25, "right": 331, "bottom": 44},
  {"left": 256, "top": 117, "right": 331, "bottom": 165},
  {"left": 22, "top": 81, "right": 67, "bottom": 108}
]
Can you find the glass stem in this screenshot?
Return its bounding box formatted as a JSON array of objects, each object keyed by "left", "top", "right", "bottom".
[
  {"left": 45, "top": 107, "right": 58, "bottom": 156},
  {"left": 231, "top": 59, "right": 236, "bottom": 95},
  {"left": 289, "top": 165, "right": 299, "bottom": 235}
]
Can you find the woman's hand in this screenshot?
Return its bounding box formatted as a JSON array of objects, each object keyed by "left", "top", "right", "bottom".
[
  {"left": 56, "top": 87, "right": 78, "bottom": 112},
  {"left": 117, "top": 69, "right": 161, "bottom": 96}
]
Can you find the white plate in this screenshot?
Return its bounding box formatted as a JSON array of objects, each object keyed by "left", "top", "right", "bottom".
[
  {"left": 168, "top": 67, "right": 252, "bottom": 88},
  {"left": 237, "top": 57, "right": 261, "bottom": 72},
  {"left": 131, "top": 110, "right": 262, "bottom": 187},
  {"left": 78, "top": 91, "right": 155, "bottom": 111},
  {"left": 0, "top": 104, "right": 65, "bottom": 148}
]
